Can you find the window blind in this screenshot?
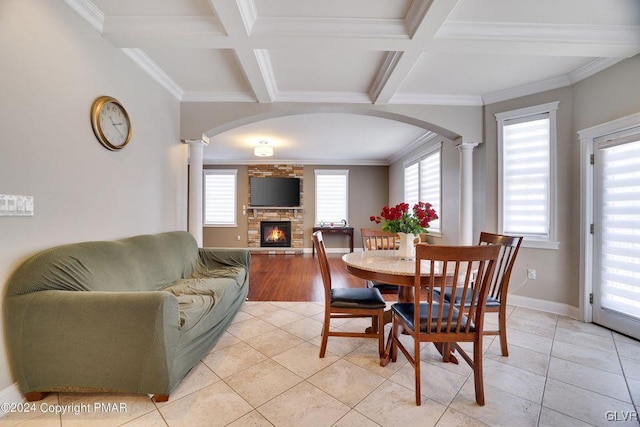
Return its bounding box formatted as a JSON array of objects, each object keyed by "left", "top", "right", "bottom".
[
  {"left": 315, "top": 171, "right": 348, "bottom": 224},
  {"left": 204, "top": 170, "right": 237, "bottom": 226},
  {"left": 420, "top": 150, "right": 441, "bottom": 233},
  {"left": 598, "top": 138, "right": 640, "bottom": 319},
  {"left": 502, "top": 116, "right": 550, "bottom": 237},
  {"left": 404, "top": 162, "right": 419, "bottom": 207}
]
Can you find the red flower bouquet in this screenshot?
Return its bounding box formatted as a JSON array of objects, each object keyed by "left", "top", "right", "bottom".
[{"left": 370, "top": 202, "right": 438, "bottom": 235}]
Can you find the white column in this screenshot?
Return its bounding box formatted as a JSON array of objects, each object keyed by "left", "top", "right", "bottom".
[
  {"left": 184, "top": 139, "right": 208, "bottom": 247},
  {"left": 456, "top": 141, "right": 479, "bottom": 245}
]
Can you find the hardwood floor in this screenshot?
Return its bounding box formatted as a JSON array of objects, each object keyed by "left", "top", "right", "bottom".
[{"left": 247, "top": 253, "right": 367, "bottom": 301}]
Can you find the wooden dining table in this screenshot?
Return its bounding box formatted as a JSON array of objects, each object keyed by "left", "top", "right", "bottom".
[{"left": 341, "top": 250, "right": 458, "bottom": 365}]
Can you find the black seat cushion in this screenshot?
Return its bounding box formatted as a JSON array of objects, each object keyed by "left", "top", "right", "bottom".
[
  {"left": 370, "top": 281, "right": 399, "bottom": 292},
  {"left": 331, "top": 287, "right": 386, "bottom": 309},
  {"left": 433, "top": 288, "right": 500, "bottom": 308},
  {"left": 391, "top": 302, "right": 474, "bottom": 332}
]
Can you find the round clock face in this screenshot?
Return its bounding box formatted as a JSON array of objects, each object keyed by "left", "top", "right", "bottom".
[{"left": 91, "top": 96, "right": 131, "bottom": 151}]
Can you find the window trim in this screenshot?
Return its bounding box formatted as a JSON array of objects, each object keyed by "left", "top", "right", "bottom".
[
  {"left": 496, "top": 101, "right": 559, "bottom": 250},
  {"left": 203, "top": 169, "right": 238, "bottom": 228},
  {"left": 314, "top": 169, "right": 349, "bottom": 226},
  {"left": 403, "top": 141, "right": 443, "bottom": 237}
]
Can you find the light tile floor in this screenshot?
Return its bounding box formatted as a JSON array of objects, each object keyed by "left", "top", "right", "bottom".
[{"left": 2, "top": 302, "right": 639, "bottom": 427}]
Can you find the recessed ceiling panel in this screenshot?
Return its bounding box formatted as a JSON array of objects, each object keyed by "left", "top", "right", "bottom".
[
  {"left": 255, "top": 0, "right": 411, "bottom": 19},
  {"left": 270, "top": 50, "right": 386, "bottom": 92},
  {"left": 398, "top": 53, "right": 594, "bottom": 96},
  {"left": 205, "top": 113, "right": 429, "bottom": 163},
  {"left": 92, "top": 0, "right": 215, "bottom": 16},
  {"left": 144, "top": 49, "right": 250, "bottom": 93},
  {"left": 449, "top": 0, "right": 640, "bottom": 25}
]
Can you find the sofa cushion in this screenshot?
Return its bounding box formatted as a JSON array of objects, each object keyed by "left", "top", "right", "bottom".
[{"left": 164, "top": 265, "right": 246, "bottom": 332}]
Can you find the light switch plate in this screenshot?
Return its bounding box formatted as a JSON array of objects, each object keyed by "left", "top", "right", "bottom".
[{"left": 0, "top": 194, "right": 34, "bottom": 216}]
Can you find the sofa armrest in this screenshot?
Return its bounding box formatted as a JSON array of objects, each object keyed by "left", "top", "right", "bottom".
[
  {"left": 6, "top": 290, "right": 181, "bottom": 395},
  {"left": 199, "top": 248, "right": 251, "bottom": 271}
]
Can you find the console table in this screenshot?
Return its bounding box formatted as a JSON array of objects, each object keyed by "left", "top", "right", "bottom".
[{"left": 312, "top": 226, "right": 354, "bottom": 256}]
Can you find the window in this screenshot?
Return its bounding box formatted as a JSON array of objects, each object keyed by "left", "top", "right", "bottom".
[
  {"left": 204, "top": 169, "right": 237, "bottom": 227},
  {"left": 315, "top": 170, "right": 348, "bottom": 225},
  {"left": 404, "top": 144, "right": 442, "bottom": 234},
  {"left": 496, "top": 101, "right": 559, "bottom": 249}
]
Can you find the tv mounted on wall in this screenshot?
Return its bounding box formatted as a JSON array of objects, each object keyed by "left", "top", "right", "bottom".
[{"left": 250, "top": 177, "right": 301, "bottom": 207}]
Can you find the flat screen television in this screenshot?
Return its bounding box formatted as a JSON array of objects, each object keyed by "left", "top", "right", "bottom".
[{"left": 250, "top": 177, "right": 301, "bottom": 207}]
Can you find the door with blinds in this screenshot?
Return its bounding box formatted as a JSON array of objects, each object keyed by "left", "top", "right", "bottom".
[{"left": 592, "top": 128, "right": 640, "bottom": 339}]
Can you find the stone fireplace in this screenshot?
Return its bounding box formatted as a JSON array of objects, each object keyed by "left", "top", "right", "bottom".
[{"left": 247, "top": 164, "right": 303, "bottom": 254}]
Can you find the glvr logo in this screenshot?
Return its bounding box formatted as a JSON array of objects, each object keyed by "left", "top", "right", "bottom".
[{"left": 605, "top": 411, "right": 639, "bottom": 422}]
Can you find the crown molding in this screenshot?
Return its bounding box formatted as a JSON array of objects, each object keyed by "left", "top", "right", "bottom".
[
  {"left": 274, "top": 91, "right": 373, "bottom": 104},
  {"left": 181, "top": 91, "right": 256, "bottom": 102},
  {"left": 121, "top": 49, "right": 184, "bottom": 100},
  {"left": 237, "top": 0, "right": 258, "bottom": 34},
  {"left": 567, "top": 57, "right": 625, "bottom": 84},
  {"left": 203, "top": 158, "right": 390, "bottom": 166},
  {"left": 61, "top": 0, "right": 104, "bottom": 32},
  {"left": 369, "top": 51, "right": 403, "bottom": 103},
  {"left": 482, "top": 74, "right": 570, "bottom": 105},
  {"left": 254, "top": 49, "right": 278, "bottom": 101},
  {"left": 253, "top": 17, "right": 409, "bottom": 39},
  {"left": 482, "top": 57, "right": 625, "bottom": 105},
  {"left": 438, "top": 21, "right": 640, "bottom": 45},
  {"left": 102, "top": 16, "right": 226, "bottom": 38},
  {"left": 387, "top": 131, "right": 438, "bottom": 164},
  {"left": 404, "top": 0, "right": 433, "bottom": 37},
  {"left": 389, "top": 93, "right": 483, "bottom": 106}
]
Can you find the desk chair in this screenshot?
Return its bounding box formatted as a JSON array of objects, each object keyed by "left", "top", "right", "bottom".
[
  {"left": 313, "top": 231, "right": 386, "bottom": 359},
  {"left": 388, "top": 244, "right": 500, "bottom": 406},
  {"left": 360, "top": 228, "right": 400, "bottom": 293}
]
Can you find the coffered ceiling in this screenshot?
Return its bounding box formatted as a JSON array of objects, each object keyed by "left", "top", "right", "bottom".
[{"left": 64, "top": 0, "right": 640, "bottom": 163}]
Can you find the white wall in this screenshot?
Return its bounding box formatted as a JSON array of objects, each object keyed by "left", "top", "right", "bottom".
[{"left": 0, "top": 0, "right": 187, "bottom": 391}]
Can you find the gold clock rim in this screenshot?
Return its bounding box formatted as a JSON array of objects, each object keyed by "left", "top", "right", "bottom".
[{"left": 90, "top": 96, "right": 132, "bottom": 151}]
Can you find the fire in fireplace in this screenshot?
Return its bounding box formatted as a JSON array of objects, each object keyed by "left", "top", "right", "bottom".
[{"left": 260, "top": 221, "right": 292, "bottom": 247}]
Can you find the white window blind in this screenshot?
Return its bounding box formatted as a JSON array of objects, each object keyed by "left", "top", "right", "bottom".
[
  {"left": 420, "top": 150, "right": 441, "bottom": 233},
  {"left": 204, "top": 169, "right": 237, "bottom": 226},
  {"left": 598, "top": 137, "right": 640, "bottom": 319},
  {"left": 315, "top": 170, "right": 348, "bottom": 224},
  {"left": 404, "top": 145, "right": 442, "bottom": 234},
  {"left": 502, "top": 116, "right": 550, "bottom": 237},
  {"left": 404, "top": 162, "right": 419, "bottom": 207}
]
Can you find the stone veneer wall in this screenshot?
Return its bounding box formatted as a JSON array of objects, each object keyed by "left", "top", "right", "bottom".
[{"left": 248, "top": 165, "right": 304, "bottom": 253}]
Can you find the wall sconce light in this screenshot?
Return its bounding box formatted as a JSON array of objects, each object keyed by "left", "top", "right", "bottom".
[{"left": 254, "top": 140, "right": 273, "bottom": 157}]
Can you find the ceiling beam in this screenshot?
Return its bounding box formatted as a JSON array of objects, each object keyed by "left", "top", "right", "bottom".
[
  {"left": 208, "top": 0, "right": 275, "bottom": 103},
  {"left": 371, "top": 0, "right": 461, "bottom": 104}
]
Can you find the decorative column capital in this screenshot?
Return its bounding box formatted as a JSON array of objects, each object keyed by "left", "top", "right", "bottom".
[
  {"left": 182, "top": 139, "right": 209, "bottom": 147},
  {"left": 455, "top": 141, "right": 480, "bottom": 151}
]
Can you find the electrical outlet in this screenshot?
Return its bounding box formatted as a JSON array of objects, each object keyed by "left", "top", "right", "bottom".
[
  {"left": 236, "top": 235, "right": 241, "bottom": 241},
  {"left": 527, "top": 269, "right": 537, "bottom": 280}
]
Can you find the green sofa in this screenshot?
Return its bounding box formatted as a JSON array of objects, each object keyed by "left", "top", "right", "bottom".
[{"left": 4, "top": 231, "right": 250, "bottom": 401}]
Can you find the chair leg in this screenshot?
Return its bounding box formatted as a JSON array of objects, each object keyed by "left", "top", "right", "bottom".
[
  {"left": 377, "top": 311, "right": 384, "bottom": 357},
  {"left": 498, "top": 308, "right": 509, "bottom": 356},
  {"left": 319, "top": 310, "right": 330, "bottom": 358},
  {"left": 473, "top": 336, "right": 485, "bottom": 406},
  {"left": 390, "top": 318, "right": 399, "bottom": 363},
  {"left": 414, "top": 337, "right": 422, "bottom": 406}
]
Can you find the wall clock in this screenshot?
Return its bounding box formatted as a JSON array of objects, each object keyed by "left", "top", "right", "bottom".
[{"left": 90, "top": 96, "right": 132, "bottom": 151}]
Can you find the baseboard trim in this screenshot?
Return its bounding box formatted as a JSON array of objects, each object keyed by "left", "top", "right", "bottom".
[
  {"left": 0, "top": 383, "right": 23, "bottom": 418},
  {"left": 509, "top": 294, "right": 581, "bottom": 320}
]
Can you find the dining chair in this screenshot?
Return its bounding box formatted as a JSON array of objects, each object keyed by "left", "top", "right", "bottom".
[
  {"left": 360, "top": 228, "right": 400, "bottom": 293},
  {"left": 312, "top": 231, "right": 386, "bottom": 359},
  {"left": 439, "top": 232, "right": 523, "bottom": 356},
  {"left": 388, "top": 243, "right": 501, "bottom": 406}
]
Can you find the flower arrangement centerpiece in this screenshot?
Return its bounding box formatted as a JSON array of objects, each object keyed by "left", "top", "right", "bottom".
[{"left": 370, "top": 202, "right": 438, "bottom": 259}]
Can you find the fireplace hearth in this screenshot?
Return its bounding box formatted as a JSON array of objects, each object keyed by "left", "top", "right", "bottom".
[{"left": 260, "top": 221, "right": 292, "bottom": 247}]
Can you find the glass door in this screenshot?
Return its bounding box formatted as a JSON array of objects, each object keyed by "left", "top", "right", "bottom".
[{"left": 592, "top": 131, "right": 640, "bottom": 339}]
